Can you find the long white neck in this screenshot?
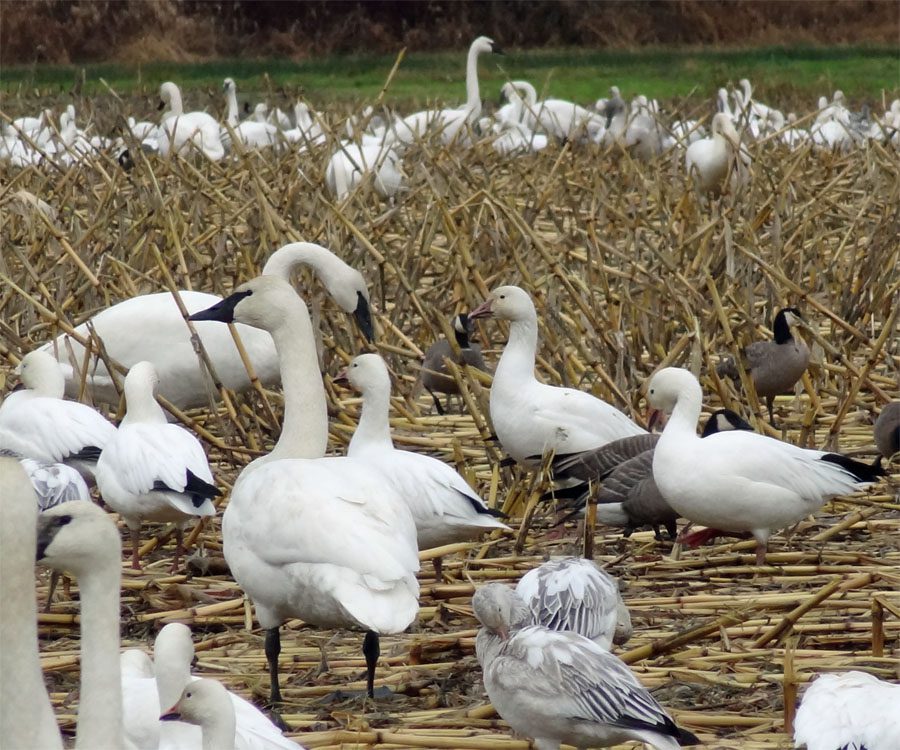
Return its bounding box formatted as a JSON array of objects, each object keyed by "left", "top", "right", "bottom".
[
  {"left": 201, "top": 704, "right": 236, "bottom": 750},
  {"left": 518, "top": 81, "right": 537, "bottom": 107},
  {"left": 224, "top": 86, "right": 239, "bottom": 126},
  {"left": 75, "top": 558, "right": 124, "bottom": 749},
  {"left": 0, "top": 462, "right": 63, "bottom": 750},
  {"left": 122, "top": 383, "right": 167, "bottom": 426},
  {"left": 348, "top": 380, "right": 394, "bottom": 456},
  {"left": 495, "top": 314, "right": 539, "bottom": 386},
  {"left": 263, "top": 241, "right": 336, "bottom": 281},
  {"left": 464, "top": 43, "right": 484, "bottom": 116},
  {"left": 658, "top": 381, "right": 703, "bottom": 451},
  {"left": 167, "top": 87, "right": 184, "bottom": 117}
]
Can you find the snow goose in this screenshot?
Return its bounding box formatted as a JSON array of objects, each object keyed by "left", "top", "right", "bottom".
[
  {"left": 473, "top": 583, "right": 699, "bottom": 750},
  {"left": 515, "top": 557, "right": 631, "bottom": 650},
  {"left": 40, "top": 240, "right": 373, "bottom": 410},
  {"left": 222, "top": 78, "right": 278, "bottom": 150},
  {"left": 0, "top": 350, "right": 115, "bottom": 482},
  {"left": 10, "top": 453, "right": 91, "bottom": 510},
  {"left": 36, "top": 501, "right": 130, "bottom": 749},
  {"left": 392, "top": 36, "right": 502, "bottom": 145},
  {"left": 685, "top": 112, "right": 749, "bottom": 195},
  {"left": 874, "top": 402, "right": 899, "bottom": 462},
  {"left": 468, "top": 285, "right": 645, "bottom": 467},
  {"left": 419, "top": 313, "right": 489, "bottom": 414},
  {"left": 325, "top": 139, "right": 404, "bottom": 200},
  {"left": 339, "top": 353, "right": 508, "bottom": 577},
  {"left": 160, "top": 679, "right": 238, "bottom": 750},
  {"left": 157, "top": 81, "right": 225, "bottom": 161},
  {"left": 189, "top": 276, "right": 419, "bottom": 702},
  {"left": 0, "top": 458, "right": 64, "bottom": 750},
  {"left": 793, "top": 671, "right": 900, "bottom": 750},
  {"left": 716, "top": 307, "right": 810, "bottom": 426},
  {"left": 646, "top": 367, "right": 885, "bottom": 565},
  {"left": 95, "top": 361, "right": 219, "bottom": 570}
]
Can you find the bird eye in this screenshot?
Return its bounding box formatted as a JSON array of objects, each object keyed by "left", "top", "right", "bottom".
[
  {"left": 499, "top": 295, "right": 505, "bottom": 299},
  {"left": 649, "top": 388, "right": 655, "bottom": 395},
  {"left": 186, "top": 692, "right": 192, "bottom": 698}
]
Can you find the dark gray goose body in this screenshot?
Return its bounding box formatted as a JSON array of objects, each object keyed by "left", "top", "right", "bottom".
[
  {"left": 874, "top": 402, "right": 900, "bottom": 461},
  {"left": 420, "top": 313, "right": 489, "bottom": 414}
]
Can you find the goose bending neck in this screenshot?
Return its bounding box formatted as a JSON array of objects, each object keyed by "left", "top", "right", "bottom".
[
  {"left": 496, "top": 314, "right": 539, "bottom": 385},
  {"left": 263, "top": 241, "right": 342, "bottom": 281},
  {"left": 464, "top": 43, "right": 484, "bottom": 114},
  {"left": 348, "top": 373, "right": 393, "bottom": 453},
  {"left": 659, "top": 375, "right": 703, "bottom": 443}
]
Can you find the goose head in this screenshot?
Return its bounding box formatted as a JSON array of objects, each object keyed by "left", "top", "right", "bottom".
[
  {"left": 701, "top": 408, "right": 754, "bottom": 437},
  {"left": 453, "top": 313, "right": 473, "bottom": 336},
  {"left": 340, "top": 352, "right": 390, "bottom": 396},
  {"left": 222, "top": 77, "right": 236, "bottom": 94},
  {"left": 469, "top": 285, "right": 535, "bottom": 324},
  {"left": 472, "top": 583, "right": 530, "bottom": 639},
  {"left": 154, "top": 623, "right": 195, "bottom": 710},
  {"left": 646, "top": 367, "right": 702, "bottom": 416},
  {"left": 36, "top": 501, "right": 121, "bottom": 577},
  {"left": 471, "top": 36, "right": 503, "bottom": 56},
  {"left": 711, "top": 112, "right": 741, "bottom": 149},
  {"left": 159, "top": 82, "right": 181, "bottom": 113},
  {"left": 15, "top": 350, "right": 66, "bottom": 397},
  {"left": 160, "top": 678, "right": 231, "bottom": 728},
  {"left": 188, "top": 275, "right": 303, "bottom": 333}
]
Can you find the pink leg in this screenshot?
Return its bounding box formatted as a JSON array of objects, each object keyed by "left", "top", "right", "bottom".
[
  {"left": 131, "top": 527, "right": 142, "bottom": 570},
  {"left": 169, "top": 526, "right": 184, "bottom": 573}
]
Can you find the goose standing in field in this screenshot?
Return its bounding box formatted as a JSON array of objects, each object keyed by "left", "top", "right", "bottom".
[
  {"left": 419, "top": 312, "right": 489, "bottom": 414},
  {"left": 0, "top": 350, "right": 115, "bottom": 483},
  {"left": 515, "top": 558, "right": 631, "bottom": 650},
  {"left": 685, "top": 112, "right": 750, "bottom": 195},
  {"left": 716, "top": 307, "right": 810, "bottom": 426},
  {"left": 339, "top": 353, "right": 508, "bottom": 578},
  {"left": 646, "top": 367, "right": 885, "bottom": 565},
  {"left": 793, "top": 671, "right": 900, "bottom": 750},
  {"left": 468, "top": 285, "right": 645, "bottom": 467},
  {"left": 473, "top": 583, "right": 699, "bottom": 750},
  {"left": 95, "top": 361, "right": 219, "bottom": 570},
  {"left": 40, "top": 240, "right": 373, "bottom": 410},
  {"left": 157, "top": 81, "right": 225, "bottom": 161},
  {"left": 392, "top": 36, "right": 503, "bottom": 145},
  {"left": 189, "top": 276, "right": 419, "bottom": 702},
  {"left": 0, "top": 458, "right": 64, "bottom": 750},
  {"left": 222, "top": 78, "right": 279, "bottom": 150},
  {"left": 325, "top": 139, "right": 405, "bottom": 200},
  {"left": 874, "top": 401, "right": 899, "bottom": 463}
]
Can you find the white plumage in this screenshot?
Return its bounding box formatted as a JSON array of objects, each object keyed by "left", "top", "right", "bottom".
[
  {"left": 469, "top": 285, "right": 645, "bottom": 466},
  {"left": 157, "top": 81, "right": 225, "bottom": 161},
  {"left": 222, "top": 78, "right": 279, "bottom": 150},
  {"left": 17, "top": 455, "right": 91, "bottom": 510},
  {"left": 325, "top": 140, "right": 404, "bottom": 199},
  {"left": 685, "top": 112, "right": 750, "bottom": 195},
  {"left": 794, "top": 671, "right": 900, "bottom": 750},
  {"left": 95, "top": 361, "right": 218, "bottom": 570}
]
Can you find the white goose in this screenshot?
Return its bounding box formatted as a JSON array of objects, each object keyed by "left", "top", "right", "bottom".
[
  {"left": 222, "top": 79, "right": 278, "bottom": 150},
  {"left": 512, "top": 80, "right": 604, "bottom": 143},
  {"left": 473, "top": 583, "right": 699, "bottom": 750},
  {"left": 12, "top": 453, "right": 91, "bottom": 510},
  {"left": 340, "top": 353, "right": 508, "bottom": 576},
  {"left": 189, "top": 276, "right": 419, "bottom": 702},
  {"left": 469, "top": 285, "right": 645, "bottom": 466},
  {"left": 0, "top": 350, "right": 116, "bottom": 482},
  {"left": 95, "top": 361, "right": 218, "bottom": 570},
  {"left": 40, "top": 241, "right": 373, "bottom": 410},
  {"left": 793, "top": 671, "right": 900, "bottom": 750},
  {"left": 325, "top": 140, "right": 404, "bottom": 200},
  {"left": 392, "top": 36, "right": 502, "bottom": 145},
  {"left": 515, "top": 557, "right": 631, "bottom": 650},
  {"left": 157, "top": 81, "right": 225, "bottom": 161},
  {"left": 646, "top": 367, "right": 884, "bottom": 564},
  {"left": 685, "top": 112, "right": 749, "bottom": 195},
  {"left": 0, "top": 458, "right": 64, "bottom": 750}
]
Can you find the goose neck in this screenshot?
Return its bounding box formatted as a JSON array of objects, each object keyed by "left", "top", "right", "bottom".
[
  {"left": 349, "top": 383, "right": 394, "bottom": 454},
  {"left": 464, "top": 42, "right": 483, "bottom": 115},
  {"left": 262, "top": 242, "right": 333, "bottom": 281},
  {"left": 202, "top": 706, "right": 236, "bottom": 750},
  {"left": 167, "top": 87, "right": 184, "bottom": 117},
  {"left": 659, "top": 381, "right": 703, "bottom": 448},
  {"left": 495, "top": 316, "right": 538, "bottom": 383},
  {"left": 224, "top": 86, "right": 238, "bottom": 126},
  {"left": 122, "top": 385, "right": 167, "bottom": 426},
  {"left": 154, "top": 653, "right": 192, "bottom": 715}
]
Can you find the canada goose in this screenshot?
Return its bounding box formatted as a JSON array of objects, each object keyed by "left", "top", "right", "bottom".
[
  {"left": 419, "top": 313, "right": 489, "bottom": 414},
  {"left": 874, "top": 401, "right": 899, "bottom": 461}
]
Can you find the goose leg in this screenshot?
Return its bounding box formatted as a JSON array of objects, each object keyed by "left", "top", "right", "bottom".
[
  {"left": 130, "top": 526, "right": 142, "bottom": 570},
  {"left": 44, "top": 570, "right": 61, "bottom": 612},
  {"left": 363, "top": 630, "right": 380, "bottom": 699},
  {"left": 433, "top": 555, "right": 443, "bottom": 582},
  {"left": 427, "top": 388, "right": 445, "bottom": 415},
  {"left": 169, "top": 526, "right": 184, "bottom": 573},
  {"left": 766, "top": 396, "right": 776, "bottom": 427},
  {"left": 266, "top": 627, "right": 283, "bottom": 705},
  {"left": 755, "top": 542, "right": 768, "bottom": 566}
]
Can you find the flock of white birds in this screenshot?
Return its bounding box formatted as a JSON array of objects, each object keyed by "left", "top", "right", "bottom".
[{"left": 1, "top": 34, "right": 899, "bottom": 750}]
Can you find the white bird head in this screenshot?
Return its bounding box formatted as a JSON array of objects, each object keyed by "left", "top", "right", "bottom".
[
  {"left": 471, "top": 36, "right": 503, "bottom": 56},
  {"left": 188, "top": 275, "right": 304, "bottom": 334},
  {"left": 15, "top": 350, "right": 66, "bottom": 397},
  {"left": 36, "top": 501, "right": 121, "bottom": 578},
  {"left": 339, "top": 352, "right": 390, "bottom": 397},
  {"left": 472, "top": 583, "right": 530, "bottom": 639},
  {"left": 469, "top": 285, "right": 535, "bottom": 324},
  {"left": 160, "top": 678, "right": 232, "bottom": 730},
  {"left": 646, "top": 367, "right": 702, "bottom": 417}
]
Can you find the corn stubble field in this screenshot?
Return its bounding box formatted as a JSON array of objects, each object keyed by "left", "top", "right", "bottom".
[{"left": 1, "top": 90, "right": 899, "bottom": 750}]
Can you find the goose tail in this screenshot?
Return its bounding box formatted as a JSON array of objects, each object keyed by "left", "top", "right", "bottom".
[{"left": 820, "top": 453, "right": 886, "bottom": 483}]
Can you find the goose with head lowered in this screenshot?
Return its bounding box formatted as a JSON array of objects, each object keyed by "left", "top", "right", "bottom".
[
  {"left": 95, "top": 361, "right": 219, "bottom": 570},
  {"left": 646, "top": 367, "right": 885, "bottom": 565},
  {"left": 419, "top": 312, "right": 490, "bottom": 415},
  {"left": 189, "top": 276, "right": 419, "bottom": 703},
  {"left": 40, "top": 241, "right": 373, "bottom": 411},
  {"left": 338, "top": 353, "right": 508, "bottom": 578},
  {"left": 469, "top": 285, "right": 645, "bottom": 468}
]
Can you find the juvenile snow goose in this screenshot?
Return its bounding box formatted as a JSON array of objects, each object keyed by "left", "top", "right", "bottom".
[
  {"left": 95, "top": 361, "right": 219, "bottom": 570},
  {"left": 515, "top": 557, "right": 631, "bottom": 650},
  {"left": 716, "top": 307, "right": 810, "bottom": 426},
  {"left": 0, "top": 458, "right": 64, "bottom": 750},
  {"left": 419, "top": 313, "right": 489, "bottom": 414},
  {"left": 157, "top": 81, "right": 225, "bottom": 161},
  {"left": 189, "top": 276, "right": 419, "bottom": 702},
  {"left": 14, "top": 454, "right": 91, "bottom": 510},
  {"left": 793, "top": 671, "right": 900, "bottom": 750},
  {"left": 685, "top": 112, "right": 749, "bottom": 195},
  {"left": 0, "top": 350, "right": 115, "bottom": 483},
  {"left": 340, "top": 353, "right": 508, "bottom": 578},
  {"left": 473, "top": 583, "right": 699, "bottom": 750},
  {"left": 469, "top": 285, "right": 645, "bottom": 467},
  {"left": 873, "top": 401, "right": 899, "bottom": 462},
  {"left": 41, "top": 241, "right": 373, "bottom": 410},
  {"left": 647, "top": 367, "right": 884, "bottom": 565}
]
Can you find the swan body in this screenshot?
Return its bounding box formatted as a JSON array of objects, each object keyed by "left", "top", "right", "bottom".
[
  {"left": 96, "top": 361, "right": 219, "bottom": 569},
  {"left": 685, "top": 113, "right": 749, "bottom": 195},
  {"left": 157, "top": 81, "right": 225, "bottom": 161},
  {"left": 469, "top": 285, "right": 645, "bottom": 465},
  {"left": 223, "top": 79, "right": 279, "bottom": 150},
  {"left": 325, "top": 140, "right": 404, "bottom": 199},
  {"left": 646, "top": 367, "right": 884, "bottom": 563}
]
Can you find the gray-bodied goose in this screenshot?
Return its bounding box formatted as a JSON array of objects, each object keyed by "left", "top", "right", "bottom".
[
  {"left": 419, "top": 313, "right": 489, "bottom": 414},
  {"left": 874, "top": 401, "right": 899, "bottom": 462}
]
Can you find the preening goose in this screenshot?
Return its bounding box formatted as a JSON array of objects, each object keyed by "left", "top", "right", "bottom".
[
  {"left": 685, "top": 112, "right": 749, "bottom": 195},
  {"left": 325, "top": 140, "right": 404, "bottom": 200},
  {"left": 340, "top": 353, "right": 508, "bottom": 576},
  {"left": 419, "top": 313, "right": 489, "bottom": 414},
  {"left": 0, "top": 458, "right": 64, "bottom": 750},
  {"left": 40, "top": 240, "right": 373, "bottom": 410},
  {"left": 222, "top": 78, "right": 278, "bottom": 150},
  {"left": 874, "top": 401, "right": 899, "bottom": 461},
  {"left": 0, "top": 350, "right": 116, "bottom": 482},
  {"left": 468, "top": 285, "right": 645, "bottom": 466},
  {"left": 392, "top": 36, "right": 502, "bottom": 145},
  {"left": 716, "top": 307, "right": 810, "bottom": 426},
  {"left": 515, "top": 557, "right": 631, "bottom": 650},
  {"left": 793, "top": 671, "right": 900, "bottom": 750},
  {"left": 157, "top": 81, "right": 225, "bottom": 161},
  {"left": 95, "top": 361, "right": 219, "bottom": 570},
  {"left": 646, "top": 368, "right": 884, "bottom": 564},
  {"left": 473, "top": 583, "right": 699, "bottom": 750},
  {"left": 189, "top": 276, "right": 419, "bottom": 702}
]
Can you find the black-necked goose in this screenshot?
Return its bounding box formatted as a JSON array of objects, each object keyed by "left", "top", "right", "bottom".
[
  {"left": 469, "top": 285, "right": 645, "bottom": 468},
  {"left": 420, "top": 313, "right": 489, "bottom": 414},
  {"left": 647, "top": 367, "right": 884, "bottom": 565},
  {"left": 717, "top": 307, "right": 810, "bottom": 426}
]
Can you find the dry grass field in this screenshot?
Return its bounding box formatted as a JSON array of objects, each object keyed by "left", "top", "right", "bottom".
[{"left": 1, "top": 89, "right": 898, "bottom": 750}]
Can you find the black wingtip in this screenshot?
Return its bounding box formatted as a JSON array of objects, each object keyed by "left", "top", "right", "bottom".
[
  {"left": 820, "top": 452, "right": 886, "bottom": 482},
  {"left": 677, "top": 727, "right": 701, "bottom": 746},
  {"left": 354, "top": 292, "right": 374, "bottom": 343}
]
